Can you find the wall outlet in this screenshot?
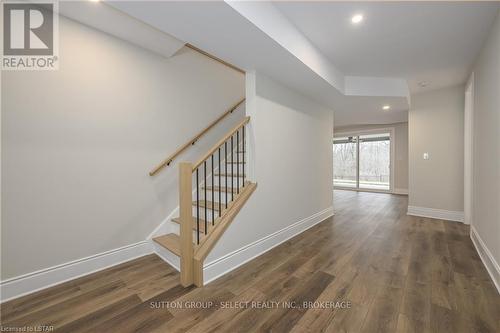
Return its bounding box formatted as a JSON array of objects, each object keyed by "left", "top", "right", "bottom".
[{"left": 423, "top": 152, "right": 429, "bottom": 160}]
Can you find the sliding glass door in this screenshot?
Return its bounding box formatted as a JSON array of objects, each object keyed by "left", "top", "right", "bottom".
[
  {"left": 333, "top": 137, "right": 357, "bottom": 188},
  {"left": 359, "top": 133, "right": 391, "bottom": 190},
  {"left": 333, "top": 131, "right": 392, "bottom": 192}
]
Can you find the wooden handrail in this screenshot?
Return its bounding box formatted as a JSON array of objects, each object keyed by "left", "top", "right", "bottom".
[
  {"left": 186, "top": 43, "right": 245, "bottom": 74},
  {"left": 192, "top": 116, "right": 250, "bottom": 170},
  {"left": 149, "top": 99, "right": 245, "bottom": 176}
]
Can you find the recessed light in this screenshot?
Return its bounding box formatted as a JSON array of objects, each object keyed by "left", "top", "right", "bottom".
[
  {"left": 351, "top": 14, "right": 364, "bottom": 24},
  {"left": 383, "top": 105, "right": 391, "bottom": 110}
]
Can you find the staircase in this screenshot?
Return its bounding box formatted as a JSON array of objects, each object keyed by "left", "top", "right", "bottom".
[{"left": 149, "top": 100, "right": 257, "bottom": 287}]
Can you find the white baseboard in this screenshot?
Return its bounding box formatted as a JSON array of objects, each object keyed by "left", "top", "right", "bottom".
[
  {"left": 393, "top": 188, "right": 409, "bottom": 195},
  {"left": 0, "top": 241, "right": 153, "bottom": 303},
  {"left": 407, "top": 205, "right": 464, "bottom": 223},
  {"left": 470, "top": 226, "right": 500, "bottom": 294},
  {"left": 202, "top": 206, "right": 334, "bottom": 284}
]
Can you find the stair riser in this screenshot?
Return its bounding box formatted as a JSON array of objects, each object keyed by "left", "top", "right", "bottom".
[
  {"left": 195, "top": 190, "right": 243, "bottom": 203},
  {"left": 223, "top": 151, "right": 246, "bottom": 159},
  {"left": 212, "top": 175, "right": 247, "bottom": 187},
  {"left": 204, "top": 150, "right": 245, "bottom": 164},
  {"left": 224, "top": 163, "right": 246, "bottom": 174},
  {"left": 170, "top": 222, "right": 211, "bottom": 242},
  {"left": 200, "top": 163, "right": 245, "bottom": 177},
  {"left": 191, "top": 207, "right": 219, "bottom": 222}
]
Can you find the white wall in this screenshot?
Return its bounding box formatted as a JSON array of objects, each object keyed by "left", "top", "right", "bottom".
[
  {"left": 334, "top": 122, "right": 408, "bottom": 192},
  {"left": 204, "top": 72, "right": 334, "bottom": 279},
  {"left": 409, "top": 85, "right": 465, "bottom": 212},
  {"left": 1, "top": 15, "right": 244, "bottom": 280},
  {"left": 471, "top": 9, "right": 500, "bottom": 283}
]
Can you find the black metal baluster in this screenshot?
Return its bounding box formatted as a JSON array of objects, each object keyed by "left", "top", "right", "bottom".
[
  {"left": 196, "top": 168, "right": 200, "bottom": 244},
  {"left": 237, "top": 129, "right": 240, "bottom": 194},
  {"left": 218, "top": 147, "right": 221, "bottom": 218},
  {"left": 225, "top": 141, "right": 228, "bottom": 209},
  {"left": 231, "top": 135, "right": 234, "bottom": 202},
  {"left": 211, "top": 154, "right": 214, "bottom": 226},
  {"left": 243, "top": 125, "right": 245, "bottom": 186},
  {"left": 204, "top": 161, "right": 207, "bottom": 235}
]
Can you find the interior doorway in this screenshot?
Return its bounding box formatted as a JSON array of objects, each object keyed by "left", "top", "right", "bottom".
[{"left": 464, "top": 73, "right": 474, "bottom": 225}]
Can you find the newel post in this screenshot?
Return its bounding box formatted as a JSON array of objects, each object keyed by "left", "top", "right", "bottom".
[{"left": 179, "top": 162, "right": 194, "bottom": 286}]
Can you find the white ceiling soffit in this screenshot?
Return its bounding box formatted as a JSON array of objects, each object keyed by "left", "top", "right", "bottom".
[
  {"left": 106, "top": 1, "right": 409, "bottom": 126},
  {"left": 225, "top": 1, "right": 409, "bottom": 100},
  {"left": 57, "top": 1, "right": 184, "bottom": 58},
  {"left": 274, "top": 1, "right": 500, "bottom": 94}
]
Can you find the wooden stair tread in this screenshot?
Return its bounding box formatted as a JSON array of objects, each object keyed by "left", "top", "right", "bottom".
[
  {"left": 153, "top": 234, "right": 180, "bottom": 256},
  {"left": 215, "top": 173, "right": 246, "bottom": 177},
  {"left": 203, "top": 182, "right": 249, "bottom": 193},
  {"left": 193, "top": 200, "right": 223, "bottom": 211},
  {"left": 171, "top": 217, "right": 208, "bottom": 233}
]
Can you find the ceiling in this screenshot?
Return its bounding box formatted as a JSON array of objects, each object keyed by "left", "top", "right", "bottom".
[
  {"left": 274, "top": 1, "right": 500, "bottom": 93},
  {"left": 71, "top": 1, "right": 499, "bottom": 127}
]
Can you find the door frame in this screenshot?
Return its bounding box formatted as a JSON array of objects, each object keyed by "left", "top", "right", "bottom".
[
  {"left": 334, "top": 127, "right": 395, "bottom": 194},
  {"left": 464, "top": 73, "right": 475, "bottom": 225}
]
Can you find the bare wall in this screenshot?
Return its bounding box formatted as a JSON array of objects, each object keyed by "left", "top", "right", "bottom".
[
  {"left": 1, "top": 16, "right": 244, "bottom": 279},
  {"left": 471, "top": 9, "right": 500, "bottom": 273},
  {"left": 205, "top": 72, "right": 334, "bottom": 265},
  {"left": 409, "top": 85, "right": 464, "bottom": 212}
]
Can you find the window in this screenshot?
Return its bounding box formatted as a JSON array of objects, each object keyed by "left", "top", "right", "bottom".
[
  {"left": 333, "top": 137, "right": 357, "bottom": 188},
  {"left": 359, "top": 133, "right": 390, "bottom": 191},
  {"left": 333, "top": 131, "right": 392, "bottom": 192}
]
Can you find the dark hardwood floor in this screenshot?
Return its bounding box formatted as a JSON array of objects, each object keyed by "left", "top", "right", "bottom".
[{"left": 1, "top": 190, "right": 499, "bottom": 332}]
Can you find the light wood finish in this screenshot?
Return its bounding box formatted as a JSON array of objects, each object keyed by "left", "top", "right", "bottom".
[
  {"left": 185, "top": 43, "right": 245, "bottom": 74},
  {"left": 171, "top": 217, "right": 208, "bottom": 234},
  {"left": 193, "top": 200, "right": 223, "bottom": 212},
  {"left": 193, "top": 183, "right": 254, "bottom": 250},
  {"left": 153, "top": 234, "right": 181, "bottom": 256},
  {"left": 179, "top": 162, "right": 194, "bottom": 286},
  {"left": 203, "top": 183, "right": 249, "bottom": 193},
  {"left": 192, "top": 116, "right": 250, "bottom": 170},
  {"left": 193, "top": 258, "right": 204, "bottom": 288},
  {"left": 214, "top": 173, "right": 246, "bottom": 178},
  {"left": 3, "top": 191, "right": 498, "bottom": 332},
  {"left": 194, "top": 183, "right": 257, "bottom": 264},
  {"left": 149, "top": 99, "right": 245, "bottom": 176}
]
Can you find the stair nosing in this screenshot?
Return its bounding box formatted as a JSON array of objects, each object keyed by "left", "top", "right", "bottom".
[{"left": 153, "top": 234, "right": 180, "bottom": 256}]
